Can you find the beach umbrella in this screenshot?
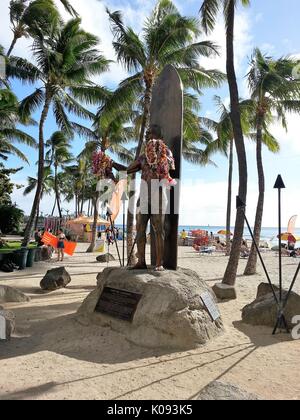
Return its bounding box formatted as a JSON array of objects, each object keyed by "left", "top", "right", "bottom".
[
  {"left": 277, "top": 232, "right": 300, "bottom": 243},
  {"left": 217, "top": 230, "right": 233, "bottom": 236},
  {"left": 68, "top": 216, "right": 109, "bottom": 226}
]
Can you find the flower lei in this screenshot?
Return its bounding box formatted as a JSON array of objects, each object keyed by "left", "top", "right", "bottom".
[
  {"left": 92, "top": 150, "right": 113, "bottom": 178},
  {"left": 145, "top": 139, "right": 176, "bottom": 185}
]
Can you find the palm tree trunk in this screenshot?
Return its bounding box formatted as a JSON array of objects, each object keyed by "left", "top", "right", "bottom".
[
  {"left": 76, "top": 196, "right": 78, "bottom": 217},
  {"left": 87, "top": 192, "right": 99, "bottom": 253},
  {"left": 244, "top": 114, "right": 264, "bottom": 275},
  {"left": 22, "top": 92, "right": 52, "bottom": 247},
  {"left": 54, "top": 164, "right": 62, "bottom": 219},
  {"left": 222, "top": 0, "right": 248, "bottom": 286},
  {"left": 226, "top": 138, "right": 234, "bottom": 256},
  {"left": 80, "top": 191, "right": 85, "bottom": 215},
  {"left": 51, "top": 197, "right": 57, "bottom": 216},
  {"left": 34, "top": 201, "right": 40, "bottom": 231},
  {"left": 127, "top": 81, "right": 153, "bottom": 265},
  {"left": 6, "top": 34, "right": 18, "bottom": 57}
]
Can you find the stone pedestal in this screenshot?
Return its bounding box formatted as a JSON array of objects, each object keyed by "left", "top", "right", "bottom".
[
  {"left": 77, "top": 267, "right": 224, "bottom": 350},
  {"left": 212, "top": 283, "right": 237, "bottom": 301}
]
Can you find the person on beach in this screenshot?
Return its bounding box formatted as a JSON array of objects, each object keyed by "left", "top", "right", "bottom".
[
  {"left": 180, "top": 229, "right": 188, "bottom": 245},
  {"left": 240, "top": 240, "right": 250, "bottom": 258},
  {"left": 57, "top": 229, "right": 66, "bottom": 262}
]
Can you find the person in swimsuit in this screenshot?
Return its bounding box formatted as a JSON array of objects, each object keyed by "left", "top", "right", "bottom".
[{"left": 57, "top": 229, "right": 66, "bottom": 262}]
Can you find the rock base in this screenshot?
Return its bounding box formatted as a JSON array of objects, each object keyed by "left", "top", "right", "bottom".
[
  {"left": 96, "top": 253, "right": 116, "bottom": 263},
  {"left": 242, "top": 283, "right": 300, "bottom": 329},
  {"left": 196, "top": 381, "right": 260, "bottom": 400},
  {"left": 212, "top": 283, "right": 237, "bottom": 301},
  {"left": 0, "top": 285, "right": 30, "bottom": 303},
  {"left": 40, "top": 267, "right": 71, "bottom": 291},
  {"left": 77, "top": 267, "right": 224, "bottom": 350}
]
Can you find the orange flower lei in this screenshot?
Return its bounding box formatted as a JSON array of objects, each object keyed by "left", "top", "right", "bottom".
[{"left": 145, "top": 139, "right": 175, "bottom": 182}]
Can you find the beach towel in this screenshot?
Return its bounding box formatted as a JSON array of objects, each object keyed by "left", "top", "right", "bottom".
[{"left": 41, "top": 232, "right": 77, "bottom": 256}]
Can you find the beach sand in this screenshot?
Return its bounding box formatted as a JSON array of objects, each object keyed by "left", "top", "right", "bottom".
[{"left": 0, "top": 243, "right": 299, "bottom": 400}]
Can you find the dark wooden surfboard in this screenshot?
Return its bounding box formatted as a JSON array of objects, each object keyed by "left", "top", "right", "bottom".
[{"left": 149, "top": 65, "right": 183, "bottom": 270}]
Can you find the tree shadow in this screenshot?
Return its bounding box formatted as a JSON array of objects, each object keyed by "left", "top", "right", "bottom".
[
  {"left": 0, "top": 382, "right": 57, "bottom": 401},
  {"left": 188, "top": 345, "right": 258, "bottom": 400},
  {"left": 0, "top": 298, "right": 254, "bottom": 368},
  {"left": 205, "top": 274, "right": 245, "bottom": 283},
  {"left": 0, "top": 342, "right": 254, "bottom": 400},
  {"left": 232, "top": 320, "right": 293, "bottom": 347}
]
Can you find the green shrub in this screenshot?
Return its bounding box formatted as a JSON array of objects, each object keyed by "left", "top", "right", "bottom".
[{"left": 0, "top": 204, "right": 24, "bottom": 234}]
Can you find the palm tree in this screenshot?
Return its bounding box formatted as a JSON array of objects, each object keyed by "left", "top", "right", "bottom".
[
  {"left": 7, "top": 0, "right": 77, "bottom": 57},
  {"left": 7, "top": 17, "right": 110, "bottom": 246},
  {"left": 23, "top": 166, "right": 54, "bottom": 229},
  {"left": 200, "top": 0, "right": 250, "bottom": 289},
  {"left": 0, "top": 87, "right": 36, "bottom": 163},
  {"left": 104, "top": 0, "right": 224, "bottom": 260},
  {"left": 182, "top": 92, "right": 216, "bottom": 165},
  {"left": 45, "top": 131, "right": 73, "bottom": 218},
  {"left": 244, "top": 49, "right": 300, "bottom": 275},
  {"left": 63, "top": 160, "right": 93, "bottom": 217},
  {"left": 203, "top": 96, "right": 280, "bottom": 256},
  {"left": 81, "top": 112, "right": 135, "bottom": 253}
]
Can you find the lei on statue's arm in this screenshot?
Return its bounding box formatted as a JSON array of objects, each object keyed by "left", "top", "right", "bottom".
[{"left": 92, "top": 150, "right": 114, "bottom": 180}]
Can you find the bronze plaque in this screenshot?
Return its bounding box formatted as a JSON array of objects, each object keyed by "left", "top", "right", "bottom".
[{"left": 95, "top": 287, "right": 142, "bottom": 322}]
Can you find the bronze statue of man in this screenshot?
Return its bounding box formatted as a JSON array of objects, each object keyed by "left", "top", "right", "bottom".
[{"left": 116, "top": 125, "right": 175, "bottom": 271}]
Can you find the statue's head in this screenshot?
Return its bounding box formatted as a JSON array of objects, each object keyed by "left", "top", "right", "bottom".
[{"left": 146, "top": 124, "right": 162, "bottom": 142}]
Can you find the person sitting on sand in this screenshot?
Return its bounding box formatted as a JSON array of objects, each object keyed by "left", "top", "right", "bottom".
[
  {"left": 57, "top": 229, "right": 66, "bottom": 262},
  {"left": 214, "top": 240, "right": 226, "bottom": 252},
  {"left": 240, "top": 240, "right": 250, "bottom": 258},
  {"left": 290, "top": 248, "right": 300, "bottom": 258}
]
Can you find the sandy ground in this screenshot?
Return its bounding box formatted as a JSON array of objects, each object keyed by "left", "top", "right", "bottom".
[{"left": 0, "top": 243, "right": 299, "bottom": 400}]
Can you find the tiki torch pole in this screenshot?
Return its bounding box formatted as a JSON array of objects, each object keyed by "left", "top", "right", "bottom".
[
  {"left": 273, "top": 175, "right": 289, "bottom": 334},
  {"left": 121, "top": 192, "right": 128, "bottom": 267},
  {"left": 274, "top": 175, "right": 285, "bottom": 305}
]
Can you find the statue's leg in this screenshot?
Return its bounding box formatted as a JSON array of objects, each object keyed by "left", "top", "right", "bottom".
[
  {"left": 151, "top": 213, "right": 165, "bottom": 271},
  {"left": 131, "top": 211, "right": 149, "bottom": 269}
]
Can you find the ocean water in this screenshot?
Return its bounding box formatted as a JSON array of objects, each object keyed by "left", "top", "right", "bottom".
[
  {"left": 178, "top": 226, "right": 300, "bottom": 244},
  {"left": 114, "top": 223, "right": 300, "bottom": 244}
]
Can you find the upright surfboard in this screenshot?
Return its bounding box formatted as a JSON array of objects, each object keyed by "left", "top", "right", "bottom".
[{"left": 149, "top": 65, "right": 183, "bottom": 270}]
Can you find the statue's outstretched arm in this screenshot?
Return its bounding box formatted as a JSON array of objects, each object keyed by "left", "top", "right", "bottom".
[
  {"left": 127, "top": 160, "right": 141, "bottom": 175},
  {"left": 112, "top": 161, "right": 127, "bottom": 172}
]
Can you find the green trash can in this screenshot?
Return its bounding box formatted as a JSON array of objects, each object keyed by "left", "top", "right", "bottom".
[
  {"left": 26, "top": 248, "right": 37, "bottom": 267},
  {"left": 34, "top": 247, "right": 42, "bottom": 262},
  {"left": 13, "top": 248, "right": 29, "bottom": 270}
]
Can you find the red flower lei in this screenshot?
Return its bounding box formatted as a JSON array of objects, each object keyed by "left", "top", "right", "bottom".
[{"left": 92, "top": 150, "right": 113, "bottom": 178}]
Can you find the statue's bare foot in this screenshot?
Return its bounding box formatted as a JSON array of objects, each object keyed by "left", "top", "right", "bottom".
[
  {"left": 128, "top": 262, "right": 147, "bottom": 270},
  {"left": 154, "top": 266, "right": 165, "bottom": 272}
]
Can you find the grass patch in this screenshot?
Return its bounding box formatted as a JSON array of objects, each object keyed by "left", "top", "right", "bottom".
[{"left": 0, "top": 241, "right": 38, "bottom": 253}]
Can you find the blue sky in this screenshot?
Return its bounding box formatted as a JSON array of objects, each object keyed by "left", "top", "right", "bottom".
[{"left": 1, "top": 0, "right": 300, "bottom": 227}]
